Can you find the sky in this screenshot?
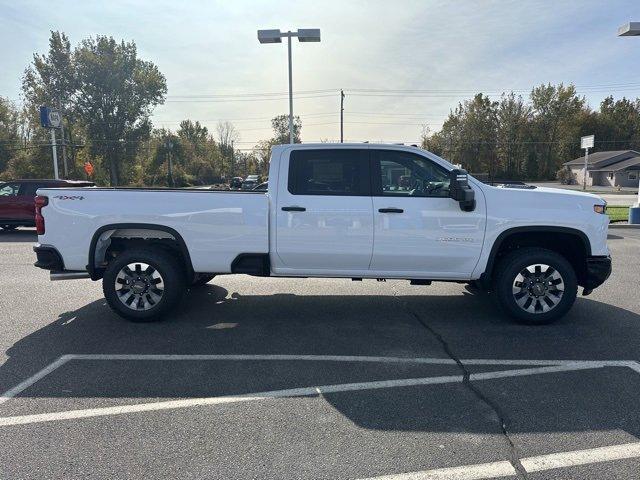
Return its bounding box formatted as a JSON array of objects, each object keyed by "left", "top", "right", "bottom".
[{"left": 1, "top": 0, "right": 640, "bottom": 149}]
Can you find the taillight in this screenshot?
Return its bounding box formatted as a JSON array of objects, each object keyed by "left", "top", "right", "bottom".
[{"left": 35, "top": 196, "right": 48, "bottom": 235}]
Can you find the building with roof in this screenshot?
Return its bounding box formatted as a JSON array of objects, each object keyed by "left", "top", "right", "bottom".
[{"left": 563, "top": 150, "right": 640, "bottom": 188}]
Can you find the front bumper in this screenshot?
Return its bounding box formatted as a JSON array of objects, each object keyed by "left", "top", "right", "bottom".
[
  {"left": 33, "top": 245, "right": 65, "bottom": 271},
  {"left": 583, "top": 255, "right": 612, "bottom": 291}
]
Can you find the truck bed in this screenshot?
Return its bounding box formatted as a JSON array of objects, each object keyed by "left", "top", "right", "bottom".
[{"left": 36, "top": 187, "right": 269, "bottom": 272}]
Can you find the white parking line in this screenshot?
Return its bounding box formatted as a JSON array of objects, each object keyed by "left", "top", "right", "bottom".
[
  {"left": 0, "top": 364, "right": 601, "bottom": 427},
  {"left": 521, "top": 441, "right": 640, "bottom": 472},
  {"left": 0, "top": 355, "right": 73, "bottom": 405},
  {"left": 359, "top": 460, "right": 518, "bottom": 479},
  {"left": 360, "top": 442, "right": 640, "bottom": 479}
]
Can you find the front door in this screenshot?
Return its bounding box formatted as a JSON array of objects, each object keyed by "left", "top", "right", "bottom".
[
  {"left": 275, "top": 148, "right": 374, "bottom": 272},
  {"left": 0, "top": 182, "right": 21, "bottom": 221},
  {"left": 369, "top": 149, "right": 485, "bottom": 279}
]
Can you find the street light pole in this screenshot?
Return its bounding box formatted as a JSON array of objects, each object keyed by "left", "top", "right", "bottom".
[
  {"left": 287, "top": 33, "right": 294, "bottom": 144},
  {"left": 258, "top": 28, "right": 321, "bottom": 144},
  {"left": 618, "top": 22, "right": 640, "bottom": 223}
]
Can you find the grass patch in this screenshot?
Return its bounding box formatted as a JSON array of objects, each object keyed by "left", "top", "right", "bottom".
[{"left": 606, "top": 206, "right": 629, "bottom": 223}]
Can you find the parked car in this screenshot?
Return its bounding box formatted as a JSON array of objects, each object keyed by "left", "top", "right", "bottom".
[
  {"left": 33, "top": 144, "right": 611, "bottom": 325},
  {"left": 0, "top": 179, "right": 94, "bottom": 230},
  {"left": 229, "top": 177, "right": 243, "bottom": 189},
  {"left": 241, "top": 175, "right": 261, "bottom": 190}
]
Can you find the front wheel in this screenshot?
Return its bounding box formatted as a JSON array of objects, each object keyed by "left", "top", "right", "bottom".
[
  {"left": 103, "top": 248, "right": 186, "bottom": 322},
  {"left": 494, "top": 247, "right": 577, "bottom": 325}
]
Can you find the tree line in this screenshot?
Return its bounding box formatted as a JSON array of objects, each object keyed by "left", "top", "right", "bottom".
[
  {"left": 421, "top": 86, "right": 640, "bottom": 180},
  {"left": 2, "top": 31, "right": 640, "bottom": 186},
  {"left": 0, "top": 31, "right": 301, "bottom": 186}
]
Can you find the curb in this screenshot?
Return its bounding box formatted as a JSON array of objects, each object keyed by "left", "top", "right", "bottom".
[{"left": 609, "top": 223, "right": 640, "bottom": 229}]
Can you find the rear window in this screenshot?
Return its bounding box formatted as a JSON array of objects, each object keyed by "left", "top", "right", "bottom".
[{"left": 288, "top": 149, "right": 370, "bottom": 196}]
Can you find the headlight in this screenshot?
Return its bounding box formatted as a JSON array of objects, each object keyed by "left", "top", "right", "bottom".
[{"left": 594, "top": 204, "right": 606, "bottom": 214}]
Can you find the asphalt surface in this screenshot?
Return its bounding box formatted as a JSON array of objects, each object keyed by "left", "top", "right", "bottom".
[{"left": 1, "top": 228, "right": 639, "bottom": 479}]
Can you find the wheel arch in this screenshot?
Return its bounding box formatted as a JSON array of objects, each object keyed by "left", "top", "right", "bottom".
[
  {"left": 480, "top": 226, "right": 592, "bottom": 287},
  {"left": 87, "top": 223, "right": 194, "bottom": 280}
]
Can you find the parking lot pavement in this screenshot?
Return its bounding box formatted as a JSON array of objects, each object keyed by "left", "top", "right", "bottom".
[{"left": 1, "top": 228, "right": 640, "bottom": 479}]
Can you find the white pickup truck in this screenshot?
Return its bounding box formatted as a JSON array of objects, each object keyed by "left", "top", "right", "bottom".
[{"left": 33, "top": 143, "right": 611, "bottom": 324}]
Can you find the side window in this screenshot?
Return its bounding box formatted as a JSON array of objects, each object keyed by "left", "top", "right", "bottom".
[
  {"left": 19, "top": 183, "right": 38, "bottom": 196},
  {"left": 0, "top": 183, "right": 20, "bottom": 197},
  {"left": 373, "top": 150, "right": 450, "bottom": 198},
  {"left": 288, "top": 149, "right": 370, "bottom": 196}
]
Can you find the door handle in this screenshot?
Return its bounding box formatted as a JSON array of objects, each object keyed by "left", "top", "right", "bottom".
[
  {"left": 378, "top": 208, "right": 404, "bottom": 213},
  {"left": 282, "top": 206, "right": 306, "bottom": 212}
]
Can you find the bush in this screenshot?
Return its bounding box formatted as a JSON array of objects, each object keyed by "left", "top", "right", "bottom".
[{"left": 556, "top": 168, "right": 576, "bottom": 185}]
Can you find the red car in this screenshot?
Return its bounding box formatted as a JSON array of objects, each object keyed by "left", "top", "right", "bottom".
[{"left": 0, "top": 179, "right": 95, "bottom": 231}]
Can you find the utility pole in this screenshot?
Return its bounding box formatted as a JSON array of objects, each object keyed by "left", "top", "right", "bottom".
[{"left": 340, "top": 89, "right": 345, "bottom": 143}]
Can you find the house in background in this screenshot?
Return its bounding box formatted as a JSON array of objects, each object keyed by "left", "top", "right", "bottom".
[{"left": 563, "top": 150, "right": 640, "bottom": 188}]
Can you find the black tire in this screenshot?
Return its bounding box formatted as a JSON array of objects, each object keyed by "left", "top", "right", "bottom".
[
  {"left": 493, "top": 247, "right": 577, "bottom": 325},
  {"left": 189, "top": 274, "right": 215, "bottom": 288},
  {"left": 0, "top": 225, "right": 18, "bottom": 231},
  {"left": 102, "top": 248, "right": 186, "bottom": 322}
]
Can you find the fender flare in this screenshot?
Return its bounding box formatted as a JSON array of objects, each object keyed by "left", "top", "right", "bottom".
[
  {"left": 480, "top": 226, "right": 592, "bottom": 280},
  {"left": 87, "top": 223, "right": 194, "bottom": 280}
]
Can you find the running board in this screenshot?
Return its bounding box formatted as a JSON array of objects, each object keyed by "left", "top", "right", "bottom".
[{"left": 50, "top": 271, "right": 91, "bottom": 281}]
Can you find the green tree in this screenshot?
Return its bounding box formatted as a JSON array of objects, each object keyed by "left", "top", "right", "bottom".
[
  {"left": 22, "top": 31, "right": 79, "bottom": 177},
  {"left": 530, "top": 84, "right": 587, "bottom": 178},
  {"left": 496, "top": 92, "right": 532, "bottom": 178},
  {"left": 271, "top": 114, "right": 301, "bottom": 144},
  {"left": 74, "top": 35, "right": 166, "bottom": 185},
  {"left": 0, "top": 98, "right": 21, "bottom": 174}
]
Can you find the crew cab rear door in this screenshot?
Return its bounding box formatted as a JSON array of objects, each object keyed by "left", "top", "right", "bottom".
[
  {"left": 274, "top": 147, "right": 374, "bottom": 272},
  {"left": 369, "top": 148, "right": 485, "bottom": 279}
]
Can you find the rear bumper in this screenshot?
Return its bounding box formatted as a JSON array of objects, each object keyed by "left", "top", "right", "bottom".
[
  {"left": 33, "top": 245, "right": 65, "bottom": 271},
  {"left": 583, "top": 255, "right": 612, "bottom": 290}
]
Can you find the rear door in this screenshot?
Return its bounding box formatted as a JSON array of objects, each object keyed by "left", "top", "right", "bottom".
[
  {"left": 0, "top": 182, "right": 21, "bottom": 221},
  {"left": 369, "top": 148, "right": 485, "bottom": 279},
  {"left": 275, "top": 148, "right": 374, "bottom": 272}
]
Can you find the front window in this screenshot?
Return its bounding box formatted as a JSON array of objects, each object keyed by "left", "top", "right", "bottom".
[
  {"left": 0, "top": 183, "right": 20, "bottom": 196},
  {"left": 372, "top": 150, "right": 450, "bottom": 198}
]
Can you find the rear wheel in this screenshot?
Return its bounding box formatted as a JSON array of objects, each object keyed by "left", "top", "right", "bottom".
[
  {"left": 494, "top": 247, "right": 577, "bottom": 325},
  {"left": 103, "top": 248, "right": 186, "bottom": 322}
]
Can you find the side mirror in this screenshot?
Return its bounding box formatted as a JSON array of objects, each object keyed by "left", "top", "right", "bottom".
[{"left": 449, "top": 169, "right": 476, "bottom": 212}]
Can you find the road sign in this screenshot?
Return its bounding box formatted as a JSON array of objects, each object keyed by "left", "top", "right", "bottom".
[
  {"left": 581, "top": 135, "right": 594, "bottom": 149},
  {"left": 39, "top": 106, "right": 62, "bottom": 129}
]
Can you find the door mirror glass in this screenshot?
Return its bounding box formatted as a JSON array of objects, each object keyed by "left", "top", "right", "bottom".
[{"left": 449, "top": 169, "right": 475, "bottom": 211}]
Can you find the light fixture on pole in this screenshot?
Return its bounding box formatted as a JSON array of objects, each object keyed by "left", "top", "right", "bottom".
[
  {"left": 617, "top": 22, "right": 640, "bottom": 224},
  {"left": 257, "top": 28, "right": 321, "bottom": 144}
]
